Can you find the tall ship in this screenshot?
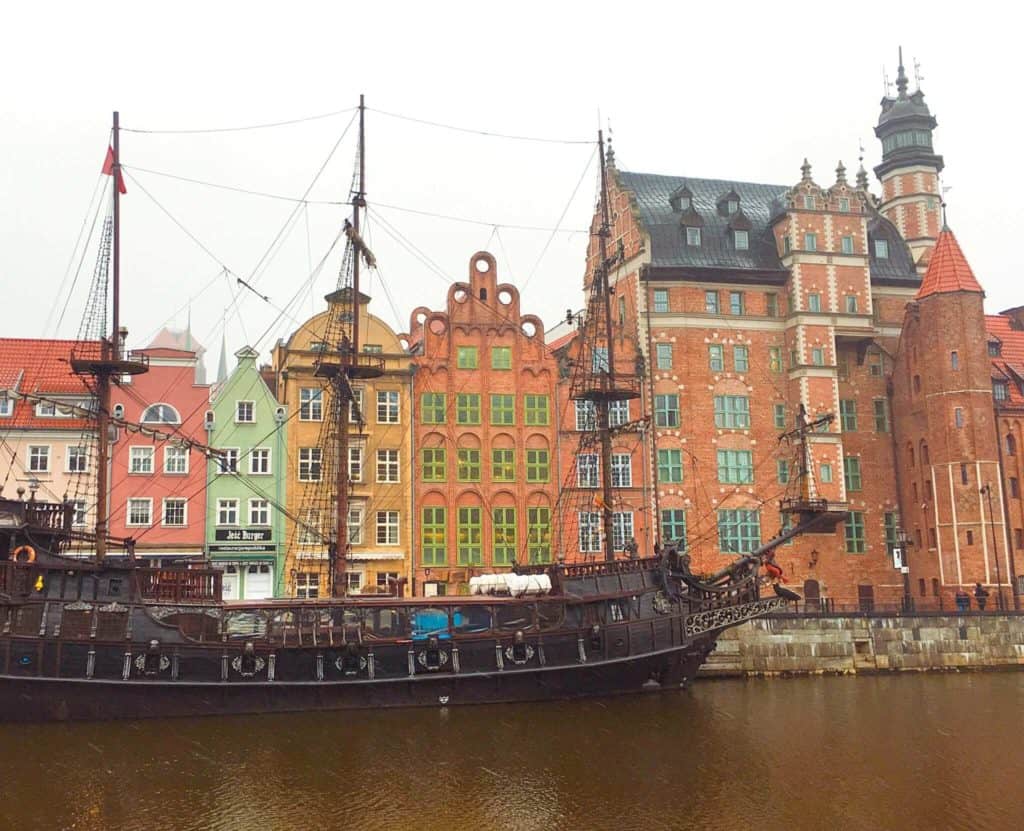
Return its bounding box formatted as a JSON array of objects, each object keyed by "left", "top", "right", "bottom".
[{"left": 0, "top": 105, "right": 844, "bottom": 722}]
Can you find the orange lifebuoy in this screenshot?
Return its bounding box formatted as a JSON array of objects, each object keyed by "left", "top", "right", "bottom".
[{"left": 12, "top": 545, "right": 35, "bottom": 564}]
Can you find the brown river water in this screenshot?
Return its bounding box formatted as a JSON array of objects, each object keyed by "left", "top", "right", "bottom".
[{"left": 1, "top": 674, "right": 1022, "bottom": 831}]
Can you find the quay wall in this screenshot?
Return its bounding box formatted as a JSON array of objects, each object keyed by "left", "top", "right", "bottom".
[{"left": 699, "top": 613, "right": 1024, "bottom": 677}]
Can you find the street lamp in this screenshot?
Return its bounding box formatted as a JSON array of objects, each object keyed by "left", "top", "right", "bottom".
[{"left": 980, "top": 483, "right": 1005, "bottom": 611}]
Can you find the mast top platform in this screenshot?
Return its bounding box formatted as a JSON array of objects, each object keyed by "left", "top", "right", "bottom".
[{"left": 70, "top": 349, "right": 149, "bottom": 378}]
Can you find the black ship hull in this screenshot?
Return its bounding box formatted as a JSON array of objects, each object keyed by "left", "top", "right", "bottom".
[{"left": 0, "top": 641, "right": 715, "bottom": 723}]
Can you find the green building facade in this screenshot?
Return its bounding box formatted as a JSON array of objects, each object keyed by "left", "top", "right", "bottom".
[{"left": 205, "top": 346, "right": 287, "bottom": 598}]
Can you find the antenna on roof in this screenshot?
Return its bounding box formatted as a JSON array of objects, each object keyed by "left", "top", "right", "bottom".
[
  {"left": 913, "top": 58, "right": 924, "bottom": 90},
  {"left": 883, "top": 68, "right": 892, "bottom": 97}
]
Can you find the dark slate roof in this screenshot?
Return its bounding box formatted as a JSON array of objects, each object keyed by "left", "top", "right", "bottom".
[
  {"left": 866, "top": 214, "right": 918, "bottom": 284},
  {"left": 618, "top": 168, "right": 920, "bottom": 285},
  {"left": 617, "top": 170, "right": 787, "bottom": 272}
]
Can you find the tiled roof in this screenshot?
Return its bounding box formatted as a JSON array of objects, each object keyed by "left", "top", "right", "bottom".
[
  {"left": 986, "top": 315, "right": 1024, "bottom": 407},
  {"left": 617, "top": 169, "right": 919, "bottom": 284},
  {"left": 617, "top": 170, "right": 789, "bottom": 273},
  {"left": 0, "top": 339, "right": 99, "bottom": 429},
  {"left": 547, "top": 330, "right": 578, "bottom": 353},
  {"left": 916, "top": 229, "right": 983, "bottom": 299}
]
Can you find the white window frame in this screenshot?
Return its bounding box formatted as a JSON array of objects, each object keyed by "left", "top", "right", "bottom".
[
  {"left": 612, "top": 512, "right": 635, "bottom": 551},
  {"left": 686, "top": 226, "right": 701, "bottom": 246},
  {"left": 217, "top": 498, "right": 239, "bottom": 526},
  {"left": 162, "top": 498, "right": 187, "bottom": 527},
  {"left": 376, "top": 449, "right": 400, "bottom": 483},
  {"left": 575, "top": 400, "right": 596, "bottom": 432},
  {"left": 348, "top": 503, "right": 364, "bottom": 545},
  {"left": 578, "top": 454, "right": 599, "bottom": 488},
  {"left": 299, "top": 387, "right": 323, "bottom": 421},
  {"left": 129, "top": 446, "right": 154, "bottom": 474},
  {"left": 66, "top": 445, "right": 89, "bottom": 473},
  {"left": 127, "top": 497, "right": 153, "bottom": 527},
  {"left": 376, "top": 390, "right": 400, "bottom": 424},
  {"left": 298, "top": 447, "right": 322, "bottom": 482},
  {"left": 249, "top": 447, "right": 271, "bottom": 475},
  {"left": 653, "top": 289, "right": 669, "bottom": 313},
  {"left": 578, "top": 511, "right": 601, "bottom": 553},
  {"left": 235, "top": 400, "right": 255, "bottom": 423},
  {"left": 299, "top": 508, "right": 321, "bottom": 544},
  {"left": 71, "top": 499, "right": 88, "bottom": 527},
  {"left": 0, "top": 396, "right": 12, "bottom": 417},
  {"left": 874, "top": 239, "right": 889, "bottom": 259},
  {"left": 346, "top": 572, "right": 364, "bottom": 593},
  {"left": 734, "top": 229, "right": 749, "bottom": 250},
  {"left": 611, "top": 454, "right": 632, "bottom": 488},
  {"left": 141, "top": 403, "right": 180, "bottom": 424},
  {"left": 35, "top": 400, "right": 56, "bottom": 417},
  {"left": 163, "top": 445, "right": 189, "bottom": 475},
  {"left": 348, "top": 388, "right": 365, "bottom": 424},
  {"left": 27, "top": 444, "right": 51, "bottom": 473},
  {"left": 608, "top": 400, "right": 629, "bottom": 427},
  {"left": 349, "top": 445, "right": 363, "bottom": 483},
  {"left": 295, "top": 572, "right": 320, "bottom": 599},
  {"left": 376, "top": 511, "right": 400, "bottom": 546},
  {"left": 218, "top": 448, "right": 240, "bottom": 475},
  {"left": 248, "top": 498, "right": 270, "bottom": 527}
]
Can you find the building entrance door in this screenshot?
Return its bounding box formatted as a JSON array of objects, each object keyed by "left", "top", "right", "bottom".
[{"left": 245, "top": 563, "right": 273, "bottom": 599}]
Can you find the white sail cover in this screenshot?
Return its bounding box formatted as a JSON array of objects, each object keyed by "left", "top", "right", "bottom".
[{"left": 468, "top": 573, "right": 552, "bottom": 597}]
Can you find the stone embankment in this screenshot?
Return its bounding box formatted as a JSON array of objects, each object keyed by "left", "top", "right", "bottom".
[{"left": 700, "top": 613, "right": 1024, "bottom": 677}]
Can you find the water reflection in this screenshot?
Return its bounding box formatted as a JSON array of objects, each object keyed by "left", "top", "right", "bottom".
[{"left": 2, "top": 674, "right": 1023, "bottom": 831}]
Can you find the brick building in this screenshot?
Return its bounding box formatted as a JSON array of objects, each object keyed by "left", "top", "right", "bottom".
[
  {"left": 407, "top": 252, "right": 558, "bottom": 596},
  {"left": 574, "top": 54, "right": 951, "bottom": 607},
  {"left": 892, "top": 230, "right": 1024, "bottom": 608}
]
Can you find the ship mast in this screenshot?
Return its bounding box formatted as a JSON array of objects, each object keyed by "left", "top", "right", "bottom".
[
  {"left": 315, "top": 95, "right": 381, "bottom": 596},
  {"left": 595, "top": 133, "right": 617, "bottom": 562},
  {"left": 72, "top": 111, "right": 148, "bottom": 562}
]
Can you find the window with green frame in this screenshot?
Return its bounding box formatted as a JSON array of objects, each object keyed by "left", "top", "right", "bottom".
[
  {"left": 491, "top": 346, "right": 512, "bottom": 369},
  {"left": 422, "top": 447, "right": 446, "bottom": 481},
  {"left": 884, "top": 511, "right": 899, "bottom": 551},
  {"left": 874, "top": 399, "right": 890, "bottom": 433},
  {"left": 660, "top": 509, "right": 686, "bottom": 547},
  {"left": 457, "top": 448, "right": 481, "bottom": 481},
  {"left": 421, "top": 392, "right": 446, "bottom": 424},
  {"left": 527, "top": 507, "right": 551, "bottom": 563},
  {"left": 839, "top": 399, "right": 857, "bottom": 431},
  {"left": 492, "top": 448, "right": 515, "bottom": 481},
  {"left": 777, "top": 459, "right": 789, "bottom": 483},
  {"left": 457, "top": 346, "right": 478, "bottom": 369},
  {"left": 769, "top": 346, "right": 783, "bottom": 373},
  {"left": 708, "top": 344, "right": 724, "bottom": 372},
  {"left": 456, "top": 393, "right": 480, "bottom": 424},
  {"left": 493, "top": 507, "right": 516, "bottom": 565},
  {"left": 526, "top": 449, "right": 549, "bottom": 482},
  {"left": 421, "top": 507, "right": 446, "bottom": 565},
  {"left": 457, "top": 506, "right": 483, "bottom": 565},
  {"left": 773, "top": 403, "right": 787, "bottom": 429},
  {"left": 718, "top": 509, "right": 760, "bottom": 553},
  {"left": 714, "top": 395, "right": 750, "bottom": 429},
  {"left": 844, "top": 456, "right": 862, "bottom": 491},
  {"left": 845, "top": 511, "right": 866, "bottom": 553},
  {"left": 657, "top": 449, "right": 683, "bottom": 482},
  {"left": 733, "top": 345, "right": 749, "bottom": 372},
  {"left": 490, "top": 394, "right": 515, "bottom": 425},
  {"left": 524, "top": 394, "right": 549, "bottom": 425},
  {"left": 717, "top": 449, "right": 754, "bottom": 484},
  {"left": 654, "top": 394, "right": 679, "bottom": 427}
]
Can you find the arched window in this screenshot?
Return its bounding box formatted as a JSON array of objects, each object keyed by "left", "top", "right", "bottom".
[
  {"left": 141, "top": 403, "right": 181, "bottom": 424},
  {"left": 1007, "top": 434, "right": 1017, "bottom": 457}
]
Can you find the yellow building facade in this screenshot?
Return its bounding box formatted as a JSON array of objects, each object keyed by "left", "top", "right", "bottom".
[{"left": 273, "top": 291, "right": 414, "bottom": 598}]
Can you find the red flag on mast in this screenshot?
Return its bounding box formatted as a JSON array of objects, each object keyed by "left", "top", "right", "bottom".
[{"left": 101, "top": 145, "right": 127, "bottom": 194}]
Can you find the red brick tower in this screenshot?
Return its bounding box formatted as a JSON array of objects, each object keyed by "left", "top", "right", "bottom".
[
  {"left": 892, "top": 229, "right": 1012, "bottom": 602},
  {"left": 874, "top": 48, "right": 944, "bottom": 274}
]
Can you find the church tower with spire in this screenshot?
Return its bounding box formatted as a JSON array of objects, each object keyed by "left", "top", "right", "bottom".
[
  {"left": 874, "top": 48, "right": 945, "bottom": 274},
  {"left": 891, "top": 228, "right": 1012, "bottom": 602}
]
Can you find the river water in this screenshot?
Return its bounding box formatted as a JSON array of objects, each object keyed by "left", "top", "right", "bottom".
[{"left": 2, "top": 674, "right": 1022, "bottom": 831}]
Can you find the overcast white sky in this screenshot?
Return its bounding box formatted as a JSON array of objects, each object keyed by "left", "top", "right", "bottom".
[{"left": 2, "top": 1, "right": 1018, "bottom": 371}]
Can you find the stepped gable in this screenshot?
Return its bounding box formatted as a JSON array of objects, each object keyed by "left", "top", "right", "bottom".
[{"left": 915, "top": 228, "right": 983, "bottom": 299}]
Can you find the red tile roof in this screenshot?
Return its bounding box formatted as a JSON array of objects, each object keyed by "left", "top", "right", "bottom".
[
  {"left": 0, "top": 338, "right": 99, "bottom": 428},
  {"left": 986, "top": 315, "right": 1024, "bottom": 408},
  {"left": 547, "top": 330, "right": 578, "bottom": 353},
  {"left": 916, "top": 228, "right": 984, "bottom": 299}
]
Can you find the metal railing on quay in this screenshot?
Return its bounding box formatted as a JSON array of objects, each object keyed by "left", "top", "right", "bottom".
[{"left": 771, "top": 597, "right": 1023, "bottom": 617}]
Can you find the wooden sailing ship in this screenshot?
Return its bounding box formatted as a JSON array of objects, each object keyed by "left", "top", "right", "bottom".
[{"left": 0, "top": 106, "right": 846, "bottom": 722}]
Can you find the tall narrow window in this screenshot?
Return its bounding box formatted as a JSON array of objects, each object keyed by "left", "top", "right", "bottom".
[
  {"left": 839, "top": 400, "right": 858, "bottom": 432},
  {"left": 845, "top": 512, "right": 866, "bottom": 553},
  {"left": 873, "top": 399, "right": 890, "bottom": 433},
  {"left": 769, "top": 347, "right": 783, "bottom": 373},
  {"left": 527, "top": 508, "right": 551, "bottom": 563},
  {"left": 951, "top": 351, "right": 960, "bottom": 371},
  {"left": 844, "top": 456, "right": 862, "bottom": 491},
  {"left": 708, "top": 344, "right": 724, "bottom": 372},
  {"left": 705, "top": 291, "right": 720, "bottom": 314},
  {"left": 422, "top": 447, "right": 446, "bottom": 482},
  {"left": 955, "top": 408, "right": 965, "bottom": 429},
  {"left": 804, "top": 233, "right": 818, "bottom": 251},
  {"left": 456, "top": 507, "right": 482, "bottom": 566},
  {"left": 841, "top": 236, "right": 854, "bottom": 254},
  {"left": 492, "top": 508, "right": 517, "bottom": 565},
  {"left": 729, "top": 292, "right": 744, "bottom": 316},
  {"left": 421, "top": 507, "right": 446, "bottom": 565},
  {"left": 526, "top": 449, "right": 549, "bottom": 483},
  {"left": 686, "top": 227, "right": 701, "bottom": 246},
  {"left": 653, "top": 289, "right": 669, "bottom": 313},
  {"left": 655, "top": 343, "right": 673, "bottom": 370},
  {"left": 734, "top": 230, "right": 749, "bottom": 250},
  {"left": 808, "top": 293, "right": 822, "bottom": 313},
  {"left": 376, "top": 391, "right": 400, "bottom": 423},
  {"left": 733, "top": 345, "right": 749, "bottom": 372}
]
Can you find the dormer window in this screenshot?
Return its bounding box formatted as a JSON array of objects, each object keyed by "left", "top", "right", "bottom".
[
  {"left": 874, "top": 239, "right": 889, "bottom": 259},
  {"left": 839, "top": 197, "right": 850, "bottom": 212},
  {"left": 670, "top": 185, "right": 694, "bottom": 213},
  {"left": 803, "top": 195, "right": 815, "bottom": 210},
  {"left": 727, "top": 199, "right": 738, "bottom": 214},
  {"left": 679, "top": 196, "right": 691, "bottom": 210},
  {"left": 686, "top": 227, "right": 701, "bottom": 246},
  {"left": 989, "top": 341, "right": 1002, "bottom": 357},
  {"left": 734, "top": 230, "right": 749, "bottom": 251},
  {"left": 0, "top": 396, "right": 11, "bottom": 417}
]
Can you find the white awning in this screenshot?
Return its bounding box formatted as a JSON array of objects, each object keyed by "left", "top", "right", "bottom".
[{"left": 348, "top": 551, "right": 405, "bottom": 562}]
